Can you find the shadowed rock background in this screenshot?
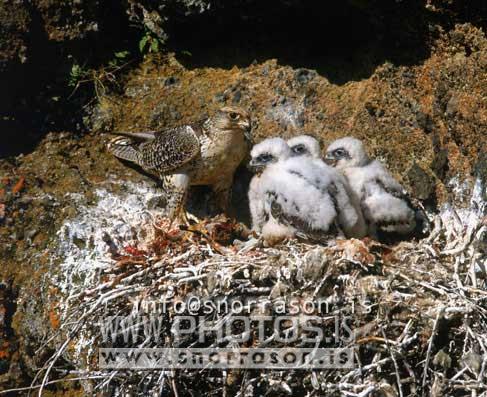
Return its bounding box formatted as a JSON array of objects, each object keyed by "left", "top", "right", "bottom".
[{"left": 0, "top": 0, "right": 486, "bottom": 392}]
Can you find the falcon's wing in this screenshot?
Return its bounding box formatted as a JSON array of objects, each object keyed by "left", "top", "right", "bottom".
[
  {"left": 108, "top": 130, "right": 158, "bottom": 165},
  {"left": 140, "top": 125, "right": 201, "bottom": 172},
  {"left": 289, "top": 161, "right": 361, "bottom": 238}
]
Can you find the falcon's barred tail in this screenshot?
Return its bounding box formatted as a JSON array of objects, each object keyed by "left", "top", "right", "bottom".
[
  {"left": 107, "top": 137, "right": 142, "bottom": 164},
  {"left": 108, "top": 131, "right": 156, "bottom": 141}
]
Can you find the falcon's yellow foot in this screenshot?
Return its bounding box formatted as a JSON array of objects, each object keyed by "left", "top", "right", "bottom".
[
  {"left": 169, "top": 210, "right": 193, "bottom": 228},
  {"left": 178, "top": 210, "right": 190, "bottom": 227}
]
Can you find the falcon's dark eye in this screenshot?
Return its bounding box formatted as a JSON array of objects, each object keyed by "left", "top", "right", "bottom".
[
  {"left": 229, "top": 112, "right": 239, "bottom": 120},
  {"left": 257, "top": 153, "right": 274, "bottom": 163},
  {"left": 333, "top": 148, "right": 348, "bottom": 159},
  {"left": 292, "top": 144, "right": 307, "bottom": 155}
]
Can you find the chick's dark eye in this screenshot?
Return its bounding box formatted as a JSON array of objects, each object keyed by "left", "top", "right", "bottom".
[
  {"left": 292, "top": 144, "right": 306, "bottom": 154},
  {"left": 229, "top": 112, "right": 239, "bottom": 120},
  {"left": 333, "top": 148, "right": 346, "bottom": 157}
]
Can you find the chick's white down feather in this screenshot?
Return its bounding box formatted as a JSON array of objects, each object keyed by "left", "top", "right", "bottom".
[
  {"left": 248, "top": 138, "right": 292, "bottom": 233},
  {"left": 326, "top": 137, "right": 416, "bottom": 235},
  {"left": 250, "top": 137, "right": 291, "bottom": 161},
  {"left": 287, "top": 135, "right": 367, "bottom": 238},
  {"left": 261, "top": 217, "right": 296, "bottom": 246},
  {"left": 261, "top": 157, "right": 339, "bottom": 234},
  {"left": 249, "top": 137, "right": 369, "bottom": 243},
  {"left": 248, "top": 175, "right": 266, "bottom": 232},
  {"left": 249, "top": 138, "right": 341, "bottom": 242},
  {"left": 345, "top": 161, "right": 415, "bottom": 233}
]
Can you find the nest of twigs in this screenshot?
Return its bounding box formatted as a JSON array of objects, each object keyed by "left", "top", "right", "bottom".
[{"left": 9, "top": 200, "right": 487, "bottom": 397}]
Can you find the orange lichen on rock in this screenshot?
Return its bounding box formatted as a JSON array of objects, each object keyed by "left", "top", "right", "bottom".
[
  {"left": 0, "top": 341, "right": 10, "bottom": 359},
  {"left": 48, "top": 307, "right": 60, "bottom": 330}
]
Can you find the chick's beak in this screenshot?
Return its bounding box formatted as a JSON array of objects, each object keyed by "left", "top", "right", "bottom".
[
  {"left": 247, "top": 159, "right": 263, "bottom": 174},
  {"left": 324, "top": 154, "right": 337, "bottom": 167}
]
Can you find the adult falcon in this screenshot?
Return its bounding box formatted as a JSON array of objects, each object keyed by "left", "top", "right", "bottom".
[{"left": 108, "top": 106, "right": 252, "bottom": 223}]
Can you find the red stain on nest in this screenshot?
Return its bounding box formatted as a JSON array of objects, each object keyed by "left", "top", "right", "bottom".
[
  {"left": 149, "top": 237, "right": 172, "bottom": 255},
  {"left": 124, "top": 245, "right": 147, "bottom": 256},
  {"left": 12, "top": 176, "right": 25, "bottom": 194}
]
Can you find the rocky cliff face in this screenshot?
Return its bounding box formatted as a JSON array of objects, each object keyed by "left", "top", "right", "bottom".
[
  {"left": 91, "top": 23, "right": 487, "bottom": 209},
  {"left": 0, "top": 1, "right": 486, "bottom": 395}
]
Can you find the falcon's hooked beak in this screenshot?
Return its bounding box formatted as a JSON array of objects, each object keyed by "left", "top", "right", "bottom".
[
  {"left": 324, "top": 153, "right": 338, "bottom": 167},
  {"left": 240, "top": 120, "right": 252, "bottom": 142}
]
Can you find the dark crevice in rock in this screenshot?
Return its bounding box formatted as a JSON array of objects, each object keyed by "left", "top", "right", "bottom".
[
  {"left": 1, "top": 0, "right": 137, "bottom": 158},
  {"left": 166, "top": 0, "right": 433, "bottom": 84}
]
